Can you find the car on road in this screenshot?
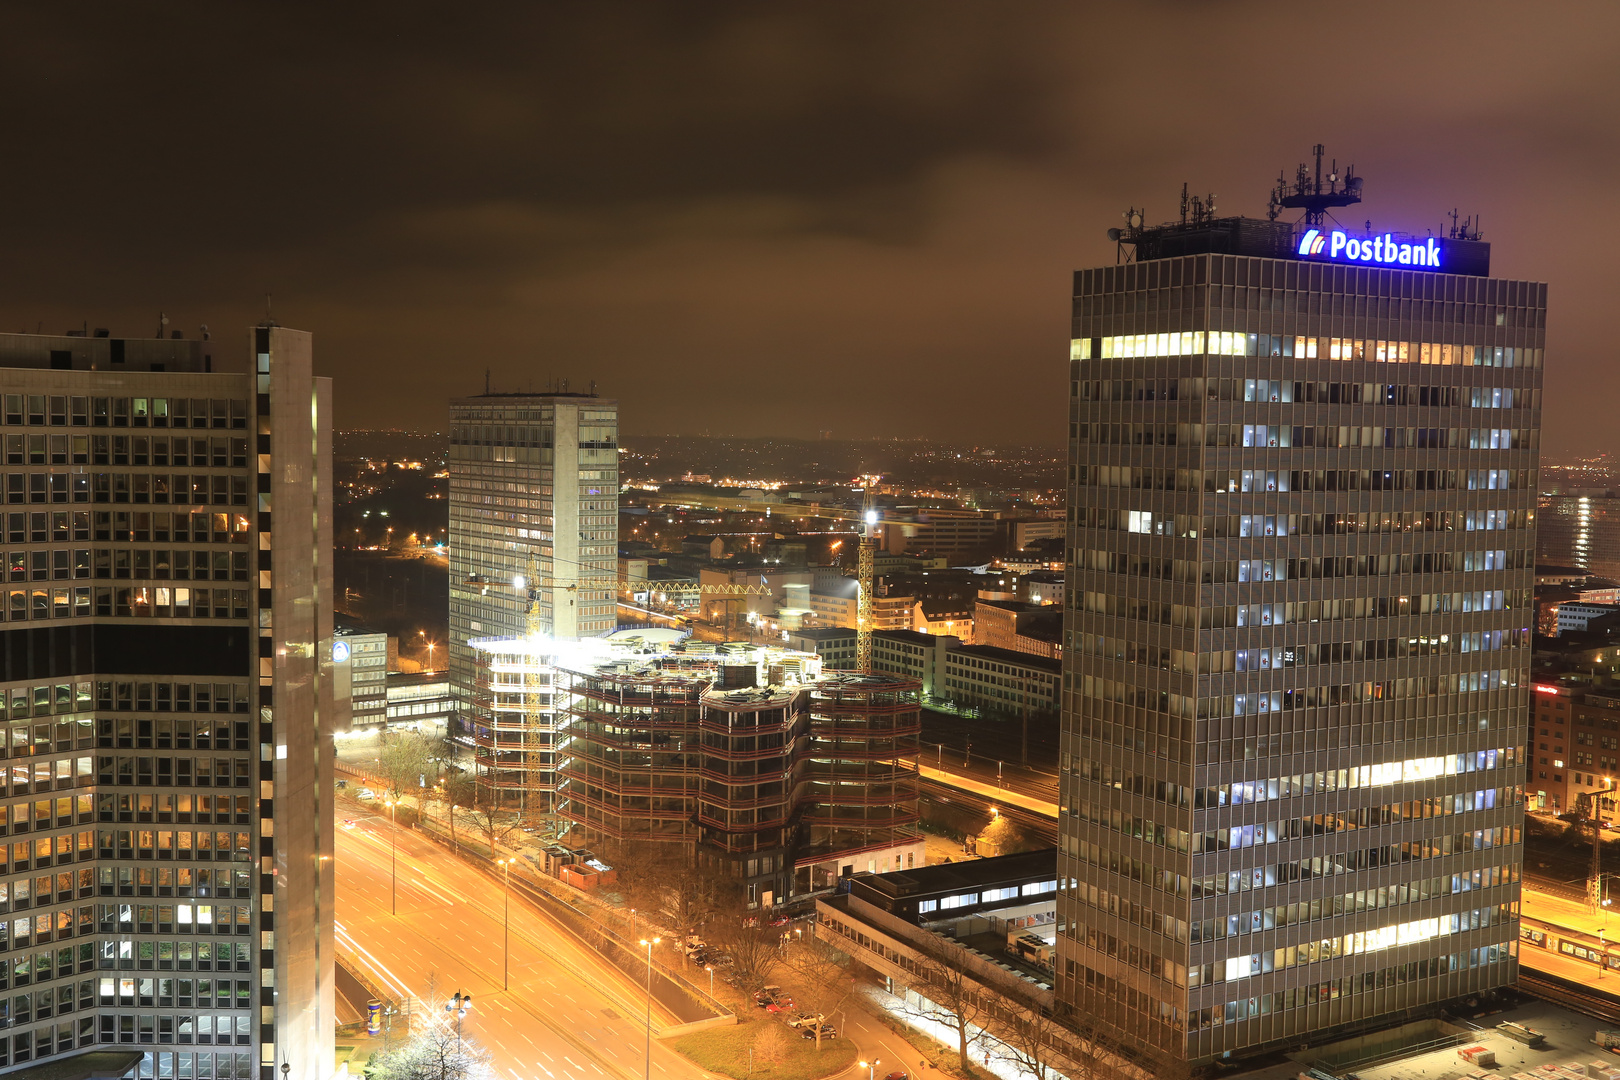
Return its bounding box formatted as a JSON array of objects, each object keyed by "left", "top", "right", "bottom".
[
  {"left": 342, "top": 819, "right": 357, "bottom": 829},
  {"left": 883, "top": 1072, "right": 910, "bottom": 1080}
]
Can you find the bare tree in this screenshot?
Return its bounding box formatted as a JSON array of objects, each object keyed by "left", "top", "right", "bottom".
[
  {"left": 367, "top": 976, "right": 493, "bottom": 1080},
  {"left": 900, "top": 949, "right": 989, "bottom": 1074},
  {"left": 367, "top": 1021, "right": 493, "bottom": 1080},
  {"left": 376, "top": 729, "right": 443, "bottom": 799},
  {"left": 612, "top": 841, "right": 736, "bottom": 941},
  {"left": 999, "top": 1008, "right": 1063, "bottom": 1080},
  {"left": 440, "top": 770, "right": 476, "bottom": 848},
  {"left": 460, "top": 798, "right": 524, "bottom": 856},
  {"left": 782, "top": 934, "right": 853, "bottom": 1052},
  {"left": 712, "top": 920, "right": 779, "bottom": 993}
]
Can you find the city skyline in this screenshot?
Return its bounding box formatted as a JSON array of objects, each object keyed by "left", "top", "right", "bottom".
[{"left": 0, "top": 6, "right": 1615, "bottom": 452}]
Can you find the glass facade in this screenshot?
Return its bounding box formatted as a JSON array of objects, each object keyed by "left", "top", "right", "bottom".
[{"left": 1058, "top": 250, "right": 1542, "bottom": 1061}]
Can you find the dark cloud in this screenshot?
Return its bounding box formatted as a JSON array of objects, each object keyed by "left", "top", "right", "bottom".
[{"left": 0, "top": 3, "right": 1615, "bottom": 450}]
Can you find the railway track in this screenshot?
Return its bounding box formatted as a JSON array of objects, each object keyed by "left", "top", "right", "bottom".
[
  {"left": 1519, "top": 968, "right": 1620, "bottom": 1025},
  {"left": 920, "top": 775, "right": 1058, "bottom": 844}
]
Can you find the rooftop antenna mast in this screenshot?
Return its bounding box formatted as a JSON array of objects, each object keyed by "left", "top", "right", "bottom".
[
  {"left": 1106, "top": 207, "right": 1145, "bottom": 264},
  {"left": 1268, "top": 143, "right": 1361, "bottom": 225}
]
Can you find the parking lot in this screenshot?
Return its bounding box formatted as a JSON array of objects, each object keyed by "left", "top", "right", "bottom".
[{"left": 1238, "top": 1000, "right": 1620, "bottom": 1080}]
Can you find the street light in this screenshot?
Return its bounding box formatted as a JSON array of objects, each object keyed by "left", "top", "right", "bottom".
[
  {"left": 497, "top": 858, "right": 513, "bottom": 990},
  {"left": 859, "top": 1059, "right": 880, "bottom": 1080},
  {"left": 445, "top": 991, "right": 472, "bottom": 1051},
  {"left": 705, "top": 964, "right": 714, "bottom": 999},
  {"left": 639, "top": 938, "right": 661, "bottom": 1080}
]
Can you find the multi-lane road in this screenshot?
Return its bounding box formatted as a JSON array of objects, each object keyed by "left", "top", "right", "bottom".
[
  {"left": 336, "top": 805, "right": 938, "bottom": 1080},
  {"left": 336, "top": 807, "right": 706, "bottom": 1080}
]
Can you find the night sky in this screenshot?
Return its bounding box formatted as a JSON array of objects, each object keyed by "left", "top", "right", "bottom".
[{"left": 2, "top": 4, "right": 1616, "bottom": 451}]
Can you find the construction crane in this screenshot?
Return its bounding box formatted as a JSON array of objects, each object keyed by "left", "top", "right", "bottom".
[
  {"left": 856, "top": 476, "right": 880, "bottom": 671},
  {"left": 519, "top": 551, "right": 549, "bottom": 820}
]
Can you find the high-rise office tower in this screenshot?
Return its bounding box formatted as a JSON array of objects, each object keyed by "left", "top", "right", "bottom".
[
  {"left": 0, "top": 326, "right": 334, "bottom": 1079},
  {"left": 1059, "top": 185, "right": 1540, "bottom": 1062},
  {"left": 447, "top": 393, "right": 619, "bottom": 793}
]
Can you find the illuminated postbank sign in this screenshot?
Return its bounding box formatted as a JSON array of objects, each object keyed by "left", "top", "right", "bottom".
[{"left": 1298, "top": 228, "right": 1442, "bottom": 269}]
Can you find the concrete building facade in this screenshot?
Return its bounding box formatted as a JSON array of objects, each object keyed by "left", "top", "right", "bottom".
[
  {"left": 1062, "top": 228, "right": 1540, "bottom": 1061},
  {"left": 331, "top": 619, "right": 388, "bottom": 730},
  {"left": 0, "top": 327, "right": 335, "bottom": 1079}
]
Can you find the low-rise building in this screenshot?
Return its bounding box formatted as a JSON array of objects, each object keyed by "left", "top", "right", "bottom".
[
  {"left": 334, "top": 616, "right": 390, "bottom": 730},
  {"left": 788, "top": 628, "right": 1060, "bottom": 718},
  {"left": 1016, "top": 570, "right": 1064, "bottom": 606},
  {"left": 1558, "top": 601, "right": 1620, "bottom": 635},
  {"left": 974, "top": 600, "right": 1062, "bottom": 660},
  {"left": 941, "top": 644, "right": 1060, "bottom": 717},
  {"left": 872, "top": 630, "right": 959, "bottom": 699},
  {"left": 807, "top": 575, "right": 915, "bottom": 631},
  {"left": 386, "top": 670, "right": 455, "bottom": 730},
  {"left": 1531, "top": 678, "right": 1620, "bottom": 813},
  {"left": 914, "top": 601, "right": 973, "bottom": 641},
  {"left": 785, "top": 627, "right": 857, "bottom": 669},
  {"left": 816, "top": 850, "right": 1140, "bottom": 1080}
]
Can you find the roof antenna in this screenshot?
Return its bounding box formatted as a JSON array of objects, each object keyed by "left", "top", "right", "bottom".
[
  {"left": 156, "top": 312, "right": 168, "bottom": 339},
  {"left": 484, "top": 368, "right": 491, "bottom": 395}
]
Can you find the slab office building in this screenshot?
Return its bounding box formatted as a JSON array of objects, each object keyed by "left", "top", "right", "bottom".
[
  {"left": 1060, "top": 214, "right": 1540, "bottom": 1061},
  {"left": 0, "top": 327, "right": 335, "bottom": 1079},
  {"left": 447, "top": 393, "right": 619, "bottom": 713}
]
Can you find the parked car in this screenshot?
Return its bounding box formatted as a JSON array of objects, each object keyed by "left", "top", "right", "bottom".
[
  {"left": 752, "top": 986, "right": 793, "bottom": 1012},
  {"left": 800, "top": 1024, "right": 837, "bottom": 1040},
  {"left": 786, "top": 1013, "right": 823, "bottom": 1029},
  {"left": 356, "top": 788, "right": 377, "bottom": 801}
]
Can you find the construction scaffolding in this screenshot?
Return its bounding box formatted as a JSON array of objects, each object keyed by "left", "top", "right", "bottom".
[
  {"left": 798, "top": 670, "right": 923, "bottom": 891},
  {"left": 466, "top": 635, "right": 565, "bottom": 812}
]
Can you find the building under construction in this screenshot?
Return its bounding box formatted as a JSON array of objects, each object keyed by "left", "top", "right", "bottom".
[
  {"left": 469, "top": 629, "right": 924, "bottom": 906},
  {"left": 466, "top": 635, "right": 567, "bottom": 811}
]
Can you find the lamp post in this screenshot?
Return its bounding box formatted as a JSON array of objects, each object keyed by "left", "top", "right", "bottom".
[
  {"left": 497, "top": 858, "right": 513, "bottom": 990},
  {"left": 445, "top": 991, "right": 472, "bottom": 1051},
  {"left": 859, "top": 1059, "right": 879, "bottom": 1080},
  {"left": 639, "top": 938, "right": 660, "bottom": 1080},
  {"left": 705, "top": 964, "right": 713, "bottom": 999}
]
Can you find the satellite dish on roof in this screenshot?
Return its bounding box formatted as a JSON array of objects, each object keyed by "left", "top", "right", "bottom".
[{"left": 1107, "top": 228, "right": 1122, "bottom": 242}]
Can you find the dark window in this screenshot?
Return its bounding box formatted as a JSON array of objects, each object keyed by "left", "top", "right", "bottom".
[{"left": 49, "top": 352, "right": 71, "bottom": 371}]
